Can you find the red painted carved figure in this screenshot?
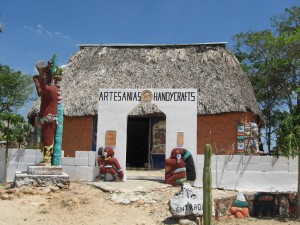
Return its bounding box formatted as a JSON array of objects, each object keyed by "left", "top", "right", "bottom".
[
  {"left": 33, "top": 60, "right": 58, "bottom": 165},
  {"left": 165, "top": 148, "right": 196, "bottom": 186},
  {"left": 165, "top": 148, "right": 187, "bottom": 186},
  {"left": 97, "top": 147, "right": 124, "bottom": 181}
]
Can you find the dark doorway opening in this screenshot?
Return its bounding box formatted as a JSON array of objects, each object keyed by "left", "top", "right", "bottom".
[{"left": 126, "top": 117, "right": 149, "bottom": 168}]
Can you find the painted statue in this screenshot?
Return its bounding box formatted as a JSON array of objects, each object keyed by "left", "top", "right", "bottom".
[
  {"left": 230, "top": 193, "right": 249, "bottom": 219},
  {"left": 33, "top": 55, "right": 63, "bottom": 166},
  {"left": 165, "top": 148, "right": 196, "bottom": 186},
  {"left": 96, "top": 147, "right": 124, "bottom": 181}
]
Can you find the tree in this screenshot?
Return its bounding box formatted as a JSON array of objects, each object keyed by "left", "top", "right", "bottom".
[
  {"left": 232, "top": 6, "right": 300, "bottom": 218},
  {"left": 232, "top": 6, "right": 300, "bottom": 153},
  {"left": 0, "top": 64, "right": 33, "bottom": 183},
  {"left": 0, "top": 113, "right": 30, "bottom": 183},
  {"left": 0, "top": 64, "right": 33, "bottom": 113}
]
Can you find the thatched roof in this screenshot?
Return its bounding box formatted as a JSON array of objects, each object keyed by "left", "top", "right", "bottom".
[{"left": 28, "top": 43, "right": 263, "bottom": 124}]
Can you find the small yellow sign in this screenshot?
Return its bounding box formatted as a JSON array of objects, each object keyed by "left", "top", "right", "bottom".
[
  {"left": 105, "top": 130, "right": 117, "bottom": 147},
  {"left": 177, "top": 132, "right": 184, "bottom": 147}
]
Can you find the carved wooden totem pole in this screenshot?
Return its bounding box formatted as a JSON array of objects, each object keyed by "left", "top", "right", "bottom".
[{"left": 33, "top": 55, "right": 63, "bottom": 166}]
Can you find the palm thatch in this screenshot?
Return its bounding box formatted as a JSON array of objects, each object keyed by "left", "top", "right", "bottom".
[{"left": 28, "top": 43, "right": 263, "bottom": 124}]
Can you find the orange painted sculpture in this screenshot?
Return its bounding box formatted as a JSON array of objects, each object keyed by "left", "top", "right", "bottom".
[
  {"left": 33, "top": 59, "right": 58, "bottom": 165},
  {"left": 230, "top": 193, "right": 249, "bottom": 219},
  {"left": 96, "top": 147, "right": 124, "bottom": 181},
  {"left": 165, "top": 148, "right": 196, "bottom": 186}
]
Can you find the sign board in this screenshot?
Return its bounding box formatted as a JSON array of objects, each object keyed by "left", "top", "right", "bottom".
[
  {"left": 177, "top": 132, "right": 184, "bottom": 147},
  {"left": 105, "top": 130, "right": 117, "bottom": 147},
  {"left": 169, "top": 183, "right": 204, "bottom": 217}
]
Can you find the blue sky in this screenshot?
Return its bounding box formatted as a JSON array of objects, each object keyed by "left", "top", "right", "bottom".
[{"left": 0, "top": 0, "right": 299, "bottom": 118}]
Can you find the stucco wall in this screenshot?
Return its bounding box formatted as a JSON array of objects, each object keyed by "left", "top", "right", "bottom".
[
  {"left": 59, "top": 111, "right": 258, "bottom": 158},
  {"left": 1, "top": 149, "right": 297, "bottom": 192}
]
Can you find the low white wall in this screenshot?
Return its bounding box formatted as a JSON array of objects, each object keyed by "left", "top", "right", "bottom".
[
  {"left": 0, "top": 148, "right": 298, "bottom": 193},
  {"left": 194, "top": 155, "right": 298, "bottom": 192},
  {"left": 0, "top": 149, "right": 98, "bottom": 182}
]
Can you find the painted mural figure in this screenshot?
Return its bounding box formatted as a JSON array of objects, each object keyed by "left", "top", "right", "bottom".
[
  {"left": 165, "top": 148, "right": 196, "bottom": 186},
  {"left": 33, "top": 56, "right": 61, "bottom": 166},
  {"left": 96, "top": 147, "right": 124, "bottom": 181}
]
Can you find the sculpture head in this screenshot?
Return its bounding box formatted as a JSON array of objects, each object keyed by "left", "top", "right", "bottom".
[
  {"left": 35, "top": 57, "right": 56, "bottom": 85},
  {"left": 171, "top": 148, "right": 186, "bottom": 163},
  {"left": 104, "top": 147, "right": 115, "bottom": 158}
]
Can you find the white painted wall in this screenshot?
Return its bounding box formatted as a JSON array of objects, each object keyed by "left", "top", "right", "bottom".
[
  {"left": 97, "top": 89, "right": 198, "bottom": 180},
  {"left": 194, "top": 155, "right": 298, "bottom": 192},
  {"left": 0, "top": 149, "right": 298, "bottom": 192}
]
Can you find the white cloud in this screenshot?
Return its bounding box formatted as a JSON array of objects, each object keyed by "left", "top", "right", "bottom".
[
  {"left": 24, "top": 24, "right": 71, "bottom": 40},
  {"left": 37, "top": 24, "right": 44, "bottom": 29}
]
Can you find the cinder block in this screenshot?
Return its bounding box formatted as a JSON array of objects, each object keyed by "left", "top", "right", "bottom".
[
  {"left": 88, "top": 151, "right": 97, "bottom": 167},
  {"left": 273, "top": 164, "right": 289, "bottom": 171},
  {"left": 61, "top": 157, "right": 75, "bottom": 166},
  {"left": 271, "top": 157, "right": 289, "bottom": 165},
  {"left": 289, "top": 164, "right": 298, "bottom": 172},
  {"left": 241, "top": 155, "right": 259, "bottom": 164},
  {"left": 75, "top": 151, "right": 90, "bottom": 159},
  {"left": 258, "top": 163, "right": 274, "bottom": 172},
  {"left": 74, "top": 158, "right": 89, "bottom": 166},
  {"left": 289, "top": 158, "right": 298, "bottom": 165},
  {"left": 226, "top": 163, "right": 240, "bottom": 172},
  {"left": 24, "top": 149, "right": 42, "bottom": 156},
  {"left": 62, "top": 165, "right": 94, "bottom": 181},
  {"left": 259, "top": 156, "right": 273, "bottom": 164}
]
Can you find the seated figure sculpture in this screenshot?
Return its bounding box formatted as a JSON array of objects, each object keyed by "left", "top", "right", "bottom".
[
  {"left": 230, "top": 193, "right": 249, "bottom": 219},
  {"left": 96, "top": 147, "right": 124, "bottom": 181},
  {"left": 165, "top": 148, "right": 196, "bottom": 186}
]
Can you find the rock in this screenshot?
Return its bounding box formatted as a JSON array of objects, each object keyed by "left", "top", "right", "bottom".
[
  {"left": 179, "top": 218, "right": 196, "bottom": 225},
  {"left": 169, "top": 183, "right": 206, "bottom": 217},
  {"left": 1, "top": 193, "right": 13, "bottom": 200},
  {"left": 1, "top": 193, "right": 9, "bottom": 200}
]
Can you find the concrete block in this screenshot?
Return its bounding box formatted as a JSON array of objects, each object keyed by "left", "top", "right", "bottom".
[
  {"left": 273, "top": 163, "right": 289, "bottom": 171},
  {"left": 24, "top": 149, "right": 42, "bottom": 156},
  {"left": 62, "top": 165, "right": 95, "bottom": 181},
  {"left": 14, "top": 172, "right": 70, "bottom": 188},
  {"left": 74, "top": 158, "right": 89, "bottom": 166},
  {"left": 289, "top": 158, "right": 298, "bottom": 165},
  {"left": 270, "top": 157, "right": 289, "bottom": 165},
  {"left": 241, "top": 155, "right": 259, "bottom": 164},
  {"left": 226, "top": 163, "right": 241, "bottom": 172},
  {"left": 75, "top": 151, "right": 90, "bottom": 159},
  {"left": 224, "top": 155, "right": 243, "bottom": 163},
  {"left": 88, "top": 151, "right": 97, "bottom": 167},
  {"left": 17, "top": 156, "right": 43, "bottom": 164},
  {"left": 61, "top": 157, "right": 75, "bottom": 166},
  {"left": 258, "top": 163, "right": 274, "bottom": 172},
  {"left": 259, "top": 156, "right": 273, "bottom": 164},
  {"left": 27, "top": 166, "right": 63, "bottom": 175},
  {"left": 289, "top": 164, "right": 298, "bottom": 172}
]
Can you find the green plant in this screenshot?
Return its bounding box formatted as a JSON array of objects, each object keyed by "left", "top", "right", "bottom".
[{"left": 203, "top": 144, "right": 212, "bottom": 225}]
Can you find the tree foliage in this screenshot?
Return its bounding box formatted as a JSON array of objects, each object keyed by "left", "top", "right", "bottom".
[
  {"left": 0, "top": 113, "right": 31, "bottom": 183},
  {"left": 0, "top": 64, "right": 33, "bottom": 113},
  {"left": 232, "top": 6, "right": 300, "bottom": 154}
]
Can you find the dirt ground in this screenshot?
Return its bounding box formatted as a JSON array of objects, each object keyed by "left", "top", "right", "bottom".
[{"left": 0, "top": 182, "right": 299, "bottom": 225}]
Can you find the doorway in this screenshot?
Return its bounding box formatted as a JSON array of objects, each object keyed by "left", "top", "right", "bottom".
[{"left": 126, "top": 117, "right": 149, "bottom": 168}]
